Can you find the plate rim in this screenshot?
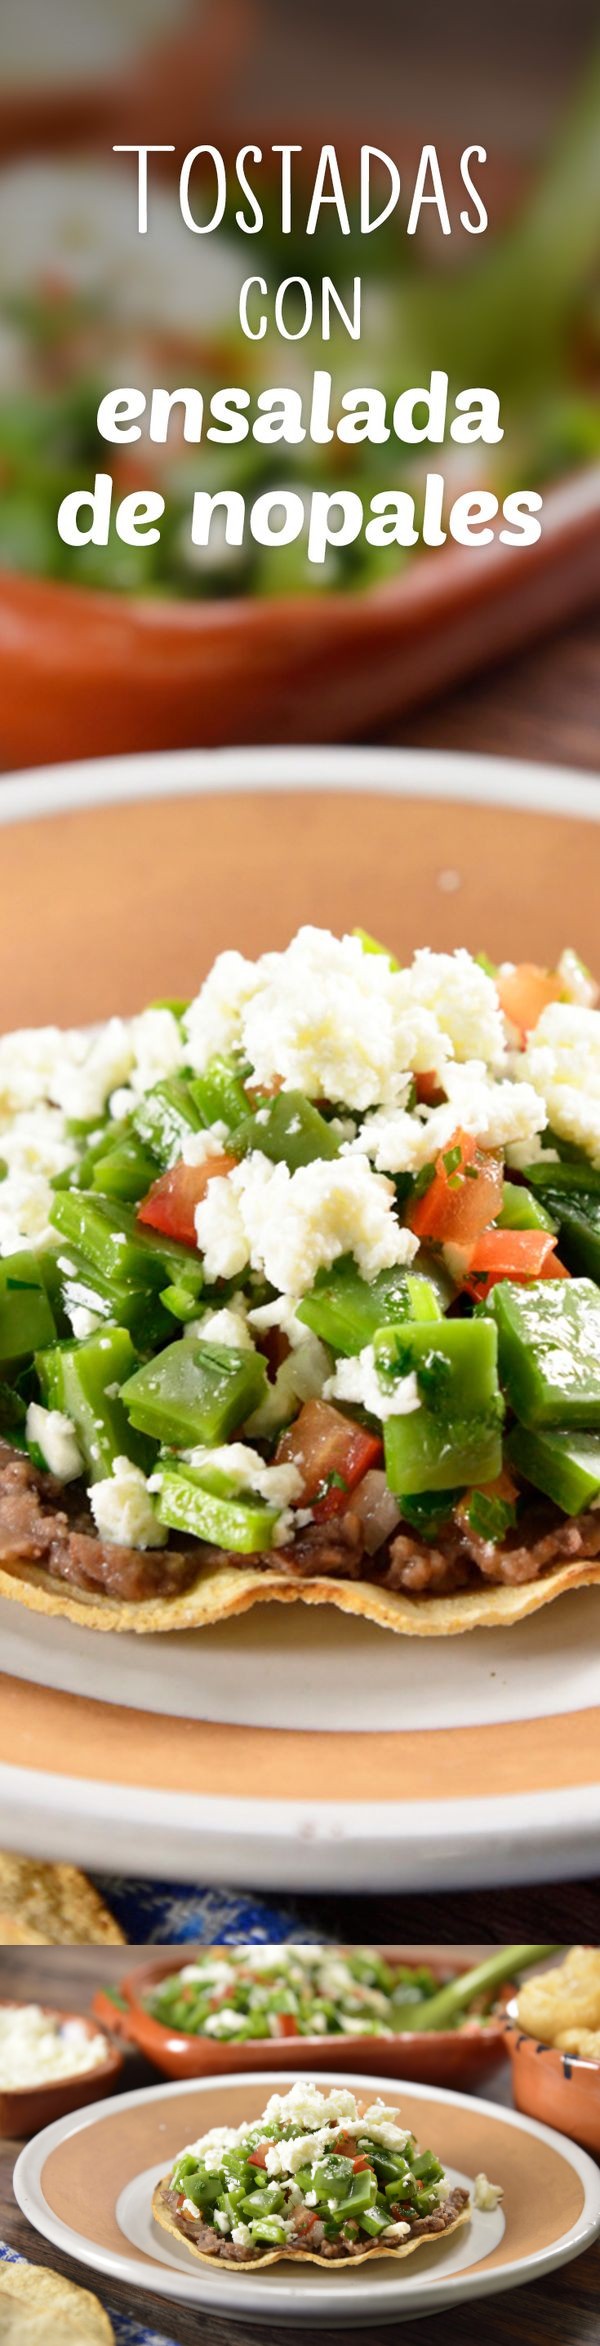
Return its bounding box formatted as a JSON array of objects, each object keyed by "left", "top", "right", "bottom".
[
  {"left": 1, "top": 1760, "right": 599, "bottom": 1892},
  {"left": 0, "top": 742, "right": 599, "bottom": 829},
  {"left": 13, "top": 2066, "right": 600, "bottom": 2319}
]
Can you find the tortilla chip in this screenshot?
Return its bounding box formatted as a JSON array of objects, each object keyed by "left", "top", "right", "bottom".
[
  {"left": 152, "top": 2180, "right": 471, "bottom": 2269},
  {"left": 0, "top": 1543, "right": 598, "bottom": 1636},
  {"left": 0, "top": 1853, "right": 125, "bottom": 1944},
  {"left": 0, "top": 2261, "right": 114, "bottom": 2342}
]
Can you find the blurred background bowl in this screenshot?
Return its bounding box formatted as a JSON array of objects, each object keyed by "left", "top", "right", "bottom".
[
  {"left": 502, "top": 1996, "right": 600, "bottom": 2155},
  {"left": 0, "top": 0, "right": 254, "bottom": 160},
  {"left": 0, "top": 1999, "right": 123, "bottom": 2137},
  {"left": 92, "top": 1948, "right": 510, "bottom": 2091},
  {"left": 0, "top": 477, "right": 597, "bottom": 767}
]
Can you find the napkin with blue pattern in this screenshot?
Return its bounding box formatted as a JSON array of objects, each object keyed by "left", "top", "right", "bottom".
[
  {"left": 0, "top": 2244, "right": 177, "bottom": 2344},
  {"left": 91, "top": 1875, "right": 324, "bottom": 1943}
]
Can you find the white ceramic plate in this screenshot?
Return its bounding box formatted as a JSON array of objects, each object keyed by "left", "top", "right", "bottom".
[
  {"left": 1, "top": 1577, "right": 600, "bottom": 1734},
  {"left": 1, "top": 745, "right": 599, "bottom": 1890},
  {"left": 13, "top": 2069, "right": 600, "bottom": 2329}
]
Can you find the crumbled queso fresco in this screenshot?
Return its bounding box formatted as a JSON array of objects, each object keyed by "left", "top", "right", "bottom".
[
  {"left": 0, "top": 2004, "right": 107, "bottom": 2087},
  {"left": 0, "top": 926, "right": 598, "bottom": 1552},
  {"left": 184, "top": 2083, "right": 415, "bottom": 2171}
]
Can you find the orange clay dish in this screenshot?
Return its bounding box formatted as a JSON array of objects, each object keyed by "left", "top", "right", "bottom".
[
  {"left": 502, "top": 1948, "right": 600, "bottom": 2158},
  {"left": 152, "top": 2082, "right": 482, "bottom": 2270},
  {"left": 1, "top": 928, "right": 600, "bottom": 1638}
]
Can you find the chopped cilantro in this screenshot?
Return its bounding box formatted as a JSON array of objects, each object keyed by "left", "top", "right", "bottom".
[
  {"left": 415, "top": 1350, "right": 453, "bottom": 1410},
  {"left": 466, "top": 1490, "right": 517, "bottom": 1542}
]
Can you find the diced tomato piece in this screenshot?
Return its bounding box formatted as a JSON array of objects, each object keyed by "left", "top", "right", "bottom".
[
  {"left": 273, "top": 2014, "right": 300, "bottom": 2038},
  {"left": 353, "top": 2155, "right": 371, "bottom": 2172},
  {"left": 496, "top": 962, "right": 560, "bottom": 1041},
  {"left": 137, "top": 1153, "right": 238, "bottom": 1249},
  {"left": 295, "top": 2208, "right": 319, "bottom": 2233},
  {"left": 276, "top": 1398, "right": 382, "bottom": 1521},
  {"left": 335, "top": 2135, "right": 357, "bottom": 2157},
  {"left": 409, "top": 1129, "right": 503, "bottom": 1247},
  {"left": 461, "top": 1227, "right": 569, "bottom": 1301},
  {"left": 415, "top": 1071, "right": 444, "bottom": 1107},
  {"left": 248, "top": 2143, "right": 271, "bottom": 2169}
]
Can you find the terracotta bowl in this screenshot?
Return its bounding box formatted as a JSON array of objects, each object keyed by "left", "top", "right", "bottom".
[
  {"left": 0, "top": 0, "right": 253, "bottom": 161},
  {"left": 502, "top": 1996, "right": 600, "bottom": 2157},
  {"left": 92, "top": 1949, "right": 510, "bottom": 2093},
  {"left": 0, "top": 468, "right": 598, "bottom": 769},
  {"left": 0, "top": 2000, "right": 123, "bottom": 2138}
]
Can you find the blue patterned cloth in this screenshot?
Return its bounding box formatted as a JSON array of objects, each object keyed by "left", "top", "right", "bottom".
[
  {"left": 91, "top": 1876, "right": 325, "bottom": 1944},
  {"left": 0, "top": 2244, "right": 177, "bottom": 2344}
]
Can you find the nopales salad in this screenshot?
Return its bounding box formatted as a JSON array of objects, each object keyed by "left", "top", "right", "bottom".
[
  {"left": 153, "top": 2083, "right": 472, "bottom": 2267},
  {"left": 147, "top": 1942, "right": 547, "bottom": 2042},
  {"left": 2, "top": 926, "right": 600, "bottom": 1635},
  {"left": 148, "top": 1947, "right": 444, "bottom": 2041}
]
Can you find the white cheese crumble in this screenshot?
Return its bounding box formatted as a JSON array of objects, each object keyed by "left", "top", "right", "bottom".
[
  {"left": 184, "top": 950, "right": 266, "bottom": 1068},
  {"left": 195, "top": 1152, "right": 418, "bottom": 1291},
  {"left": 181, "top": 1123, "right": 230, "bottom": 1166},
  {"left": 64, "top": 1303, "right": 104, "bottom": 1340},
  {"left": 127, "top": 1007, "right": 184, "bottom": 1094},
  {"left": 25, "top": 1403, "right": 83, "bottom": 1483},
  {"left": 0, "top": 1103, "right": 74, "bottom": 1255},
  {"left": 0, "top": 1170, "right": 60, "bottom": 1256},
  {"left": 324, "top": 1346, "right": 420, "bottom": 1422},
  {"left": 203, "top": 2007, "right": 245, "bottom": 2039},
  {"left": 182, "top": 1442, "right": 304, "bottom": 1509},
  {"left": 0, "top": 1006, "right": 181, "bottom": 1140},
  {"left": 520, "top": 1003, "right": 600, "bottom": 1166},
  {"left": 349, "top": 1063, "right": 544, "bottom": 1176},
  {"left": 184, "top": 930, "right": 507, "bottom": 1113},
  {"left": 401, "top": 947, "right": 506, "bottom": 1067},
  {"left": 193, "top": 1174, "right": 250, "bottom": 1281},
  {"left": 52, "top": 1019, "right": 136, "bottom": 1123},
  {"left": 473, "top": 2173, "right": 503, "bottom": 2212},
  {"left": 441, "top": 1063, "right": 545, "bottom": 1151},
  {"left": 182, "top": 2088, "right": 420, "bottom": 2201},
  {"left": 383, "top": 2219, "right": 411, "bottom": 2240},
  {"left": 0, "top": 2005, "right": 107, "bottom": 2088},
  {"left": 89, "top": 1458, "right": 167, "bottom": 1550},
  {"left": 190, "top": 1301, "right": 253, "bottom": 1350},
  {"left": 0, "top": 1026, "right": 86, "bottom": 1115}
]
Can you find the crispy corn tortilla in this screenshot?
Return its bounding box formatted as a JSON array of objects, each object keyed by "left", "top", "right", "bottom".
[
  {"left": 0, "top": 1546, "right": 599, "bottom": 1635},
  {"left": 0, "top": 1852, "right": 125, "bottom": 1944},
  {"left": 152, "top": 2179, "right": 471, "bottom": 2270},
  {"left": 0, "top": 2261, "right": 114, "bottom": 2342}
]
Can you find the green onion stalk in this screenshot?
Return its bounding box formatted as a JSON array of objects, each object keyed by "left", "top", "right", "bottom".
[{"left": 392, "top": 1944, "right": 560, "bottom": 2033}]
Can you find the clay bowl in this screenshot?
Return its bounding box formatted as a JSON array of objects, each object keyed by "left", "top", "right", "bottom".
[
  {"left": 92, "top": 1948, "right": 509, "bottom": 2093},
  {"left": 0, "top": 0, "right": 254, "bottom": 162},
  {"left": 0, "top": 2000, "right": 123, "bottom": 2138},
  {"left": 0, "top": 468, "right": 598, "bottom": 769},
  {"left": 502, "top": 1996, "right": 600, "bottom": 2158}
]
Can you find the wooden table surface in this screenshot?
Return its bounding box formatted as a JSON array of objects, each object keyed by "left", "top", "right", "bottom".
[
  {"left": 1, "top": 1948, "right": 598, "bottom": 2346},
  {"left": 382, "top": 611, "right": 600, "bottom": 775}
]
